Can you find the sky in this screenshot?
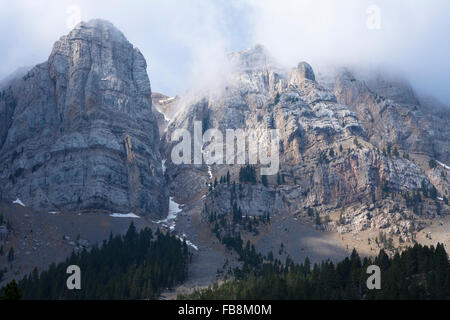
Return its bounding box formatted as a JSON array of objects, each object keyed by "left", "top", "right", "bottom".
[{"left": 0, "top": 0, "right": 450, "bottom": 104}]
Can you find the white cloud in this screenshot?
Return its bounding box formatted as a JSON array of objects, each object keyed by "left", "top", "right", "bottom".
[
  {"left": 66, "top": 4, "right": 82, "bottom": 30},
  {"left": 246, "top": 0, "right": 450, "bottom": 103},
  {"left": 0, "top": 0, "right": 449, "bottom": 104}
]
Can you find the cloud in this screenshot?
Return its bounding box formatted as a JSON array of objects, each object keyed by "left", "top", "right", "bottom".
[
  {"left": 66, "top": 4, "right": 82, "bottom": 30},
  {"left": 245, "top": 0, "right": 450, "bottom": 103},
  {"left": 0, "top": 1, "right": 449, "bottom": 104},
  {"left": 0, "top": 0, "right": 251, "bottom": 96}
]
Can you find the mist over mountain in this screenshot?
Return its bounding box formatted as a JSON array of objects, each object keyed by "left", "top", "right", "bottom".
[{"left": 1, "top": 1, "right": 450, "bottom": 105}]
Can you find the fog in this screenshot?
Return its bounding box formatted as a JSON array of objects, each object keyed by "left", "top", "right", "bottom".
[{"left": 0, "top": 0, "right": 449, "bottom": 104}]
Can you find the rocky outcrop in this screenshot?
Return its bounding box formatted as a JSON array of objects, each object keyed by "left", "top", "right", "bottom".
[
  {"left": 331, "top": 69, "right": 450, "bottom": 165},
  {"left": 163, "top": 45, "right": 437, "bottom": 205},
  {"left": 0, "top": 20, "right": 168, "bottom": 218},
  {"left": 161, "top": 45, "right": 448, "bottom": 239},
  {"left": 151, "top": 92, "right": 179, "bottom": 136},
  {"left": 290, "top": 62, "right": 316, "bottom": 83}
]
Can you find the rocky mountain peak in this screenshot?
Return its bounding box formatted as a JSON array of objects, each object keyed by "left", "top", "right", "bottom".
[
  {"left": 229, "top": 44, "right": 273, "bottom": 71},
  {"left": 49, "top": 19, "right": 151, "bottom": 106},
  {"left": 288, "top": 61, "right": 316, "bottom": 87},
  {"left": 296, "top": 61, "right": 316, "bottom": 81},
  {"left": 0, "top": 20, "right": 167, "bottom": 217},
  {"left": 69, "top": 19, "right": 128, "bottom": 42}
]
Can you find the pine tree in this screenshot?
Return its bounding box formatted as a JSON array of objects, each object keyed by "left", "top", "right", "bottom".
[
  {"left": 1, "top": 280, "right": 21, "bottom": 300},
  {"left": 315, "top": 212, "right": 321, "bottom": 225},
  {"left": 393, "top": 147, "right": 399, "bottom": 157},
  {"left": 429, "top": 159, "right": 437, "bottom": 169},
  {"left": 261, "top": 174, "right": 268, "bottom": 187},
  {"left": 386, "top": 143, "right": 392, "bottom": 156},
  {"left": 7, "top": 247, "right": 14, "bottom": 262},
  {"left": 239, "top": 165, "right": 256, "bottom": 183},
  {"left": 430, "top": 185, "right": 437, "bottom": 199},
  {"left": 329, "top": 148, "right": 335, "bottom": 157}
]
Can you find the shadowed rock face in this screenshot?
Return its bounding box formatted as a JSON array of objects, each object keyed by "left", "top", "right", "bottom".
[
  {"left": 293, "top": 62, "right": 316, "bottom": 82},
  {"left": 0, "top": 19, "right": 168, "bottom": 217}
]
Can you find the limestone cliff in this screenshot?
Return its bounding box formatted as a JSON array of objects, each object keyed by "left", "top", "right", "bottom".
[{"left": 0, "top": 20, "right": 168, "bottom": 217}]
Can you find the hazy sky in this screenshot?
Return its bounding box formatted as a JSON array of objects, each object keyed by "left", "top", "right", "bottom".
[{"left": 1, "top": 0, "right": 449, "bottom": 104}]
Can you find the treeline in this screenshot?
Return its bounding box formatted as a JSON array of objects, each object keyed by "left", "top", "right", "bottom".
[
  {"left": 4, "top": 223, "right": 190, "bottom": 300},
  {"left": 0, "top": 212, "right": 13, "bottom": 282},
  {"left": 401, "top": 179, "right": 445, "bottom": 215},
  {"left": 183, "top": 243, "right": 450, "bottom": 300}
]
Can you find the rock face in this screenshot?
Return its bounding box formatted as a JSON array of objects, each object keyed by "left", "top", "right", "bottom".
[
  {"left": 164, "top": 46, "right": 436, "bottom": 203},
  {"left": 291, "top": 62, "right": 316, "bottom": 82},
  {"left": 331, "top": 69, "right": 450, "bottom": 165},
  {"left": 0, "top": 20, "right": 168, "bottom": 217},
  {"left": 162, "top": 45, "right": 449, "bottom": 238}
]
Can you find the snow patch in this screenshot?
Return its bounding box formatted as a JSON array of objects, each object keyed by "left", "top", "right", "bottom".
[
  {"left": 162, "top": 159, "right": 166, "bottom": 174},
  {"left": 13, "top": 198, "right": 25, "bottom": 207},
  {"left": 159, "top": 97, "right": 175, "bottom": 104},
  {"left": 110, "top": 213, "right": 140, "bottom": 218},
  {"left": 436, "top": 160, "right": 450, "bottom": 170},
  {"left": 154, "top": 198, "right": 199, "bottom": 250},
  {"left": 207, "top": 165, "right": 213, "bottom": 180},
  {"left": 177, "top": 233, "right": 199, "bottom": 251},
  {"left": 162, "top": 113, "right": 170, "bottom": 122},
  {"left": 155, "top": 197, "right": 181, "bottom": 230}
]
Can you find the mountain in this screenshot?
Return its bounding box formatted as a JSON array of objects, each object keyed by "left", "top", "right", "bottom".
[
  {"left": 0, "top": 19, "right": 168, "bottom": 218},
  {"left": 0, "top": 66, "right": 32, "bottom": 91},
  {"left": 162, "top": 44, "right": 449, "bottom": 246},
  {"left": 331, "top": 69, "right": 450, "bottom": 165},
  {"left": 0, "top": 22, "right": 449, "bottom": 296}
]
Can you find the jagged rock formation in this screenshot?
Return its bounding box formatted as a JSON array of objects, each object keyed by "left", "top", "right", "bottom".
[
  {"left": 331, "top": 69, "right": 450, "bottom": 165},
  {"left": 0, "top": 20, "right": 168, "bottom": 217},
  {"left": 291, "top": 61, "right": 316, "bottom": 82},
  {"left": 162, "top": 45, "right": 449, "bottom": 238},
  {"left": 327, "top": 68, "right": 450, "bottom": 198}
]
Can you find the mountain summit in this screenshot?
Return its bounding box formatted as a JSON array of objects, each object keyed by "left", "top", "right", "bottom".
[{"left": 0, "top": 20, "right": 168, "bottom": 217}]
